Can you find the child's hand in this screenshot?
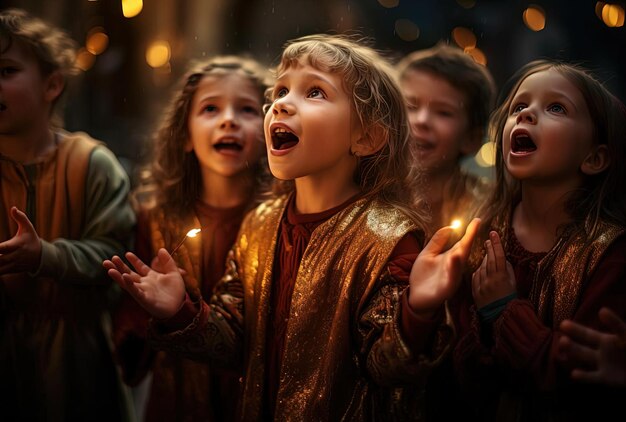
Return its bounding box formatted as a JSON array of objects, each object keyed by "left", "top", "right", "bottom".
[
  {"left": 408, "top": 218, "right": 481, "bottom": 316},
  {"left": 471, "top": 231, "right": 515, "bottom": 309},
  {"left": 558, "top": 307, "right": 626, "bottom": 387},
  {"left": 0, "top": 207, "right": 42, "bottom": 275},
  {"left": 103, "top": 248, "right": 186, "bottom": 319}
]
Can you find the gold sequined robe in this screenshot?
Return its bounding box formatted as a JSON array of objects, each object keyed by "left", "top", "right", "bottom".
[{"left": 151, "top": 194, "right": 453, "bottom": 421}]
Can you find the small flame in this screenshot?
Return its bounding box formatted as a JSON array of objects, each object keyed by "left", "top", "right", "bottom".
[
  {"left": 450, "top": 219, "right": 462, "bottom": 230},
  {"left": 186, "top": 228, "right": 201, "bottom": 238}
]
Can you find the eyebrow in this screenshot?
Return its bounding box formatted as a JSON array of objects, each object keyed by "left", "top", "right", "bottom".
[{"left": 276, "top": 69, "right": 340, "bottom": 94}]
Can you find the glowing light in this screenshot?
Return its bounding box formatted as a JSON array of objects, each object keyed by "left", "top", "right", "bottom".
[
  {"left": 602, "top": 4, "right": 625, "bottom": 27},
  {"left": 186, "top": 228, "right": 201, "bottom": 238},
  {"left": 523, "top": 5, "right": 546, "bottom": 31},
  {"left": 596, "top": 2, "right": 607, "bottom": 20},
  {"left": 86, "top": 27, "right": 109, "bottom": 55},
  {"left": 170, "top": 228, "right": 202, "bottom": 255},
  {"left": 475, "top": 142, "right": 496, "bottom": 167},
  {"left": 378, "top": 0, "right": 399, "bottom": 8},
  {"left": 395, "top": 19, "right": 420, "bottom": 41},
  {"left": 464, "top": 47, "right": 487, "bottom": 66},
  {"left": 122, "top": 0, "right": 143, "bottom": 18},
  {"left": 451, "top": 219, "right": 462, "bottom": 230},
  {"left": 75, "top": 48, "right": 96, "bottom": 71},
  {"left": 146, "top": 41, "right": 171, "bottom": 68},
  {"left": 452, "top": 27, "right": 476, "bottom": 49}
]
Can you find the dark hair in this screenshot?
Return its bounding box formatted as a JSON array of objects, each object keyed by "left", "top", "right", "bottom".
[
  {"left": 0, "top": 8, "right": 78, "bottom": 126},
  {"left": 396, "top": 43, "right": 496, "bottom": 143}
]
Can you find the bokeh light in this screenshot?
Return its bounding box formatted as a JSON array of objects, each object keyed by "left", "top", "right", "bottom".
[
  {"left": 475, "top": 142, "right": 496, "bottom": 167},
  {"left": 75, "top": 48, "right": 96, "bottom": 71},
  {"left": 452, "top": 27, "right": 477, "bottom": 49},
  {"left": 465, "top": 47, "right": 487, "bottom": 66},
  {"left": 122, "top": 0, "right": 143, "bottom": 18},
  {"left": 456, "top": 0, "right": 476, "bottom": 9},
  {"left": 146, "top": 40, "right": 171, "bottom": 68},
  {"left": 86, "top": 27, "right": 109, "bottom": 55},
  {"left": 378, "top": 0, "right": 399, "bottom": 8},
  {"left": 602, "top": 3, "right": 625, "bottom": 27},
  {"left": 395, "top": 19, "right": 420, "bottom": 41},
  {"left": 523, "top": 5, "right": 546, "bottom": 31}
]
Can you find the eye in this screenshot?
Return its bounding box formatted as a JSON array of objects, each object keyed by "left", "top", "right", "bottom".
[
  {"left": 202, "top": 104, "right": 218, "bottom": 113},
  {"left": 436, "top": 109, "right": 454, "bottom": 118},
  {"left": 274, "top": 87, "right": 288, "bottom": 99},
  {"left": 511, "top": 103, "right": 526, "bottom": 114},
  {"left": 548, "top": 103, "right": 565, "bottom": 114},
  {"left": 307, "top": 87, "right": 326, "bottom": 99},
  {"left": 242, "top": 105, "right": 260, "bottom": 115},
  {"left": 0, "top": 66, "right": 18, "bottom": 77},
  {"left": 406, "top": 102, "right": 419, "bottom": 112}
]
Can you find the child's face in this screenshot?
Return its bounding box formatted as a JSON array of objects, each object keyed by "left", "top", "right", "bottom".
[
  {"left": 502, "top": 69, "right": 594, "bottom": 184},
  {"left": 0, "top": 40, "right": 56, "bottom": 137},
  {"left": 186, "top": 73, "right": 265, "bottom": 180},
  {"left": 264, "top": 61, "right": 360, "bottom": 185},
  {"left": 401, "top": 69, "right": 472, "bottom": 177}
]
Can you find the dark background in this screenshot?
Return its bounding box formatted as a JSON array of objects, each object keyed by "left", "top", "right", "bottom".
[{"left": 5, "top": 0, "right": 625, "bottom": 177}]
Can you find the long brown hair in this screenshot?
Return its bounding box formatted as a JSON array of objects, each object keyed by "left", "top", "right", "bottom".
[
  {"left": 480, "top": 60, "right": 626, "bottom": 243},
  {"left": 135, "top": 55, "right": 273, "bottom": 218}
]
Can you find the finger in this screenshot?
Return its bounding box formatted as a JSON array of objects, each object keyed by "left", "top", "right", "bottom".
[
  {"left": 558, "top": 334, "right": 597, "bottom": 367},
  {"left": 453, "top": 218, "right": 481, "bottom": 260},
  {"left": 422, "top": 226, "right": 455, "bottom": 256},
  {"left": 479, "top": 254, "right": 488, "bottom": 284},
  {"left": 471, "top": 269, "right": 481, "bottom": 299},
  {"left": 111, "top": 255, "right": 133, "bottom": 275},
  {"left": 119, "top": 272, "right": 148, "bottom": 303},
  {"left": 157, "top": 248, "right": 179, "bottom": 273},
  {"left": 599, "top": 307, "right": 626, "bottom": 335},
  {"left": 560, "top": 319, "right": 601, "bottom": 347},
  {"left": 125, "top": 252, "right": 151, "bottom": 276},
  {"left": 485, "top": 239, "right": 497, "bottom": 274},
  {"left": 571, "top": 368, "right": 602, "bottom": 384},
  {"left": 491, "top": 231, "right": 506, "bottom": 272},
  {"left": 10, "top": 206, "right": 37, "bottom": 236}
]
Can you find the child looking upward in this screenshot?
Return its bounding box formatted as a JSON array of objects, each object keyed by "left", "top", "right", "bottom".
[
  {"left": 112, "top": 56, "right": 272, "bottom": 421},
  {"left": 456, "top": 60, "right": 626, "bottom": 421},
  {"left": 106, "top": 34, "right": 480, "bottom": 421}
]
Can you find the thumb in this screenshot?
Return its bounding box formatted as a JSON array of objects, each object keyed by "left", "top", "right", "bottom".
[
  {"left": 423, "top": 226, "right": 455, "bottom": 256},
  {"left": 10, "top": 206, "right": 36, "bottom": 236},
  {"left": 157, "top": 248, "right": 179, "bottom": 273},
  {"left": 599, "top": 307, "right": 626, "bottom": 335}
]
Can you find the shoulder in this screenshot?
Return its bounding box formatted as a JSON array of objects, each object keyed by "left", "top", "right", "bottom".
[{"left": 361, "top": 198, "right": 419, "bottom": 239}]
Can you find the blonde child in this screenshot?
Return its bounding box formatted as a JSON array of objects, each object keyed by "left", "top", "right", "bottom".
[
  {"left": 455, "top": 60, "right": 626, "bottom": 420},
  {"left": 396, "top": 44, "right": 496, "bottom": 231},
  {"left": 106, "top": 34, "right": 480, "bottom": 421},
  {"left": 0, "top": 8, "right": 135, "bottom": 421},
  {"left": 112, "top": 56, "right": 272, "bottom": 421}
]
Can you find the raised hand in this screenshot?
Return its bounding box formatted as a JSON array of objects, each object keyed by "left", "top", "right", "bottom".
[
  {"left": 471, "top": 230, "right": 516, "bottom": 309},
  {"left": 408, "top": 218, "right": 480, "bottom": 316},
  {"left": 558, "top": 307, "right": 626, "bottom": 387},
  {"left": 0, "top": 206, "right": 42, "bottom": 275},
  {"left": 103, "top": 248, "right": 186, "bottom": 319}
]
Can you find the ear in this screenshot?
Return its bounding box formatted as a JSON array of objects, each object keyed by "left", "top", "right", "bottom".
[
  {"left": 184, "top": 138, "right": 194, "bottom": 153},
  {"left": 44, "top": 71, "right": 65, "bottom": 103},
  {"left": 350, "top": 124, "right": 387, "bottom": 157},
  {"left": 460, "top": 127, "right": 484, "bottom": 156},
  {"left": 581, "top": 144, "right": 610, "bottom": 175}
]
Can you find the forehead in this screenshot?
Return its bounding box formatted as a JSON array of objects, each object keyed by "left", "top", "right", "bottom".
[
  {"left": 0, "top": 37, "right": 37, "bottom": 63},
  {"left": 402, "top": 69, "right": 467, "bottom": 102},
  {"left": 516, "top": 69, "right": 581, "bottom": 100},
  {"left": 193, "top": 73, "right": 262, "bottom": 102}
]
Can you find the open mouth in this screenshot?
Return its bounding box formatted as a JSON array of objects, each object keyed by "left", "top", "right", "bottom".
[
  {"left": 271, "top": 127, "right": 299, "bottom": 150},
  {"left": 214, "top": 138, "right": 243, "bottom": 152},
  {"left": 511, "top": 133, "right": 536, "bottom": 154}
]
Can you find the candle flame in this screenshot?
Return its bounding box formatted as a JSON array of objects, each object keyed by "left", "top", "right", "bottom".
[
  {"left": 450, "top": 219, "right": 462, "bottom": 230},
  {"left": 186, "top": 228, "right": 201, "bottom": 238}
]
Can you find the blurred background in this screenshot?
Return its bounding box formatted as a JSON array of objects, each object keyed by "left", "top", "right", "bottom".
[{"left": 4, "top": 0, "right": 625, "bottom": 178}]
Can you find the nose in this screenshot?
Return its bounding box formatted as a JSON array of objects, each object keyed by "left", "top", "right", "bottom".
[
  {"left": 516, "top": 107, "right": 536, "bottom": 124},
  {"left": 220, "top": 106, "right": 239, "bottom": 129},
  {"left": 409, "top": 105, "right": 429, "bottom": 127},
  {"left": 271, "top": 96, "right": 295, "bottom": 116}
]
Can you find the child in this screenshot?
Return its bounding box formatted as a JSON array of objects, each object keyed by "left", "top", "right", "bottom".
[
  {"left": 454, "top": 60, "right": 626, "bottom": 421},
  {"left": 112, "top": 55, "right": 272, "bottom": 422},
  {"left": 0, "top": 8, "right": 135, "bottom": 421},
  {"left": 396, "top": 44, "right": 496, "bottom": 231},
  {"left": 105, "top": 34, "right": 480, "bottom": 421}
]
